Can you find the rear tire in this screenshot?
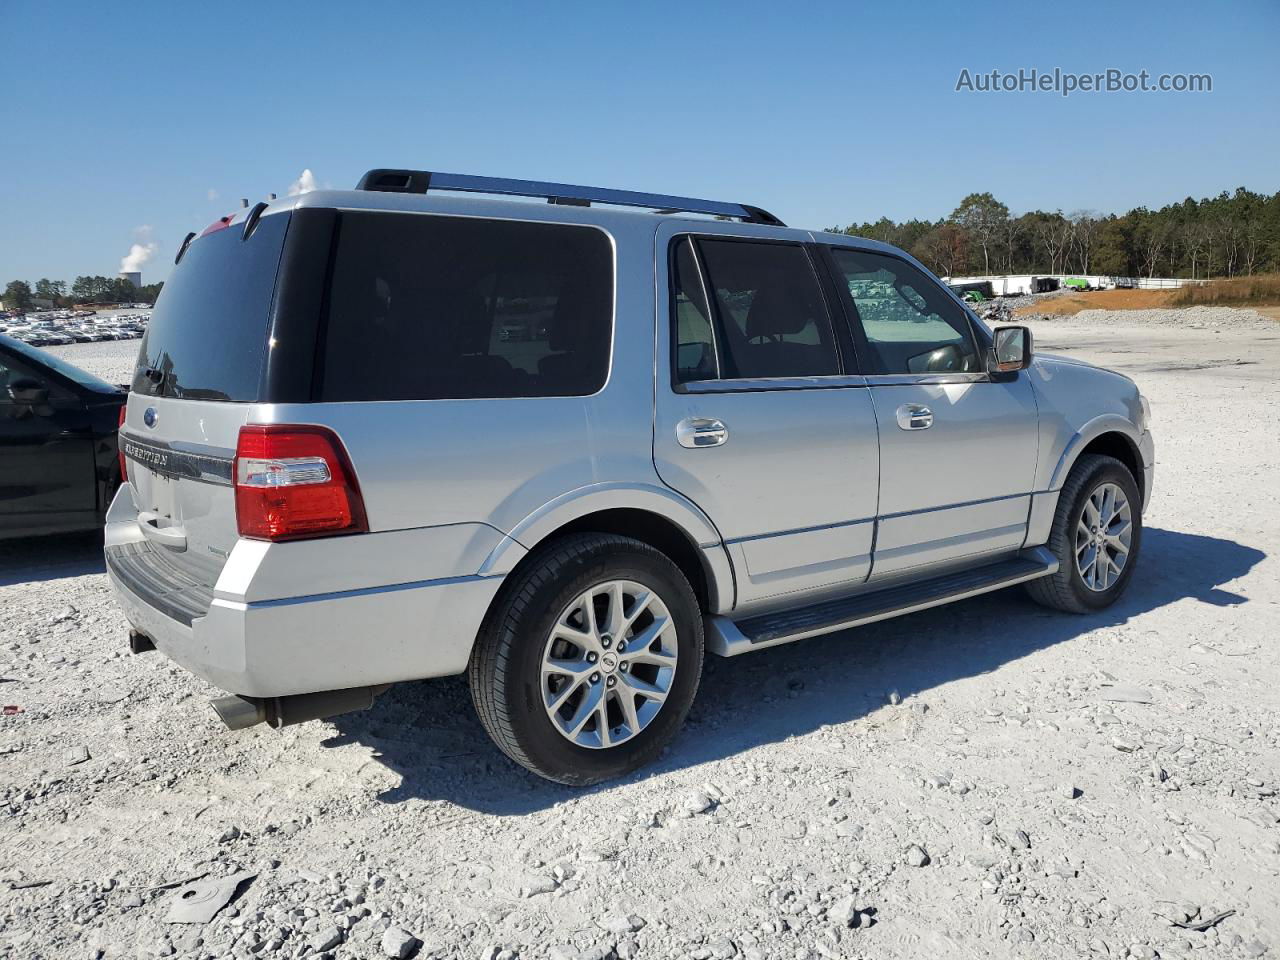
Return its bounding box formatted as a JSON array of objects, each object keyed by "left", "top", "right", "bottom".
[
  {"left": 1026, "top": 454, "right": 1143, "bottom": 613},
  {"left": 468, "top": 534, "right": 704, "bottom": 785}
]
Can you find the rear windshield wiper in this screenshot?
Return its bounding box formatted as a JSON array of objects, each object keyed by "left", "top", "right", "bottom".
[{"left": 142, "top": 366, "right": 167, "bottom": 396}]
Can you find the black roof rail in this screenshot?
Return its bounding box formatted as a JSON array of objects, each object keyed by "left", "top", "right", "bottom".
[{"left": 355, "top": 168, "right": 786, "bottom": 226}]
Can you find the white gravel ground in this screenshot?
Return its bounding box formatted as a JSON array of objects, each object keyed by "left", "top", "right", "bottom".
[
  {"left": 41, "top": 339, "right": 142, "bottom": 385},
  {"left": 4, "top": 308, "right": 1279, "bottom": 960}
]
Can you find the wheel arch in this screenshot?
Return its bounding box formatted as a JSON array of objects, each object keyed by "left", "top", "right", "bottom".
[
  {"left": 479, "top": 483, "right": 735, "bottom": 614},
  {"left": 1048, "top": 416, "right": 1145, "bottom": 505}
]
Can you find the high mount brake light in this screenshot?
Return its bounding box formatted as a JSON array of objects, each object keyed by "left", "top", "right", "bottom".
[
  {"left": 233, "top": 425, "right": 368, "bottom": 541},
  {"left": 199, "top": 214, "right": 236, "bottom": 237}
]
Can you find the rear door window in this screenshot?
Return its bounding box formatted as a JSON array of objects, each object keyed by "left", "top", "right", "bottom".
[
  {"left": 318, "top": 212, "right": 613, "bottom": 401},
  {"left": 671, "top": 238, "right": 719, "bottom": 382},
  {"left": 132, "top": 213, "right": 290, "bottom": 401},
  {"left": 674, "top": 238, "right": 840, "bottom": 382}
]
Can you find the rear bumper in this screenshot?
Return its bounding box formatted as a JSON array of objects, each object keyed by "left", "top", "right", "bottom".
[
  {"left": 108, "top": 567, "right": 502, "bottom": 698},
  {"left": 104, "top": 486, "right": 507, "bottom": 699}
]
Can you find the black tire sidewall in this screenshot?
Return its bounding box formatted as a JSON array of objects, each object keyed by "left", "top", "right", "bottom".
[
  {"left": 494, "top": 539, "right": 702, "bottom": 784},
  {"left": 1062, "top": 460, "right": 1143, "bottom": 610}
]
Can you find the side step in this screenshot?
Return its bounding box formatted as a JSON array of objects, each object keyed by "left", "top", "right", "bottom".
[{"left": 707, "top": 548, "right": 1058, "bottom": 656}]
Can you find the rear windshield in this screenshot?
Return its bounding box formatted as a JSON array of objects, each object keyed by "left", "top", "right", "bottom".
[
  {"left": 317, "top": 211, "right": 613, "bottom": 401},
  {"left": 131, "top": 212, "right": 289, "bottom": 401}
]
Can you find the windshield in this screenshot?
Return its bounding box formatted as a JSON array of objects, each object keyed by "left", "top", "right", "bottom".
[
  {"left": 2, "top": 336, "right": 120, "bottom": 393},
  {"left": 132, "top": 212, "right": 289, "bottom": 401}
]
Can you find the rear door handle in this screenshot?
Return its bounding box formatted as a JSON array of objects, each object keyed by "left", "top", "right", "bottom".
[
  {"left": 676, "top": 417, "right": 729, "bottom": 448},
  {"left": 895, "top": 404, "right": 933, "bottom": 431}
]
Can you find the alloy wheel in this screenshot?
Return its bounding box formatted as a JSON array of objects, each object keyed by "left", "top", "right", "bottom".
[
  {"left": 540, "top": 579, "right": 679, "bottom": 749},
  {"left": 1074, "top": 481, "right": 1133, "bottom": 592}
]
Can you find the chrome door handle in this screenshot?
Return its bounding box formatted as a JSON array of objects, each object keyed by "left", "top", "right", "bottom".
[
  {"left": 676, "top": 417, "right": 729, "bottom": 448},
  {"left": 896, "top": 404, "right": 933, "bottom": 431}
]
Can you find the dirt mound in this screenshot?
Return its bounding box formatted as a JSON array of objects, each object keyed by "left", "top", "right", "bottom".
[{"left": 1015, "top": 289, "right": 1177, "bottom": 316}]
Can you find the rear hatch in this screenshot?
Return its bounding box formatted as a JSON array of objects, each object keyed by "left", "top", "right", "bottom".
[{"left": 120, "top": 211, "right": 291, "bottom": 592}]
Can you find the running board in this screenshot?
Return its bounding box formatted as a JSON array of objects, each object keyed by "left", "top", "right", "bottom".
[{"left": 706, "top": 548, "right": 1058, "bottom": 656}]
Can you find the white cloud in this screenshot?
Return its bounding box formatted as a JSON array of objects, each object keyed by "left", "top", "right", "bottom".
[
  {"left": 121, "top": 226, "right": 158, "bottom": 273},
  {"left": 207, "top": 188, "right": 219, "bottom": 202},
  {"left": 288, "top": 168, "right": 318, "bottom": 196}
]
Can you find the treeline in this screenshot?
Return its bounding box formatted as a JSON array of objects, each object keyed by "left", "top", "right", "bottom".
[
  {"left": 827, "top": 187, "right": 1280, "bottom": 280},
  {"left": 2, "top": 276, "right": 163, "bottom": 311}
]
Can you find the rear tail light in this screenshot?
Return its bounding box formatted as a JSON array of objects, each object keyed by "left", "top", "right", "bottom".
[
  {"left": 233, "top": 425, "right": 368, "bottom": 541},
  {"left": 117, "top": 405, "right": 128, "bottom": 483}
]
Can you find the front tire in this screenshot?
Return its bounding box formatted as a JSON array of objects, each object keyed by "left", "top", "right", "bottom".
[
  {"left": 1026, "top": 454, "right": 1143, "bottom": 613},
  {"left": 468, "top": 534, "right": 704, "bottom": 785}
]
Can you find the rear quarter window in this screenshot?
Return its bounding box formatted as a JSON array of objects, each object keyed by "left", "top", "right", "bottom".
[
  {"left": 132, "top": 213, "right": 289, "bottom": 401},
  {"left": 317, "top": 212, "right": 613, "bottom": 402}
]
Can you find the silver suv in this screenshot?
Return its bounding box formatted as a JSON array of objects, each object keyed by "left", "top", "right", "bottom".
[{"left": 107, "top": 169, "right": 1154, "bottom": 784}]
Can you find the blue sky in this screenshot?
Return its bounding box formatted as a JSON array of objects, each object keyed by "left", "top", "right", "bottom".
[{"left": 2, "top": 0, "right": 1277, "bottom": 285}]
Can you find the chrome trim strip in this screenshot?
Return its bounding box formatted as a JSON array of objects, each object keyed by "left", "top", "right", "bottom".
[
  {"left": 863, "top": 372, "right": 990, "bottom": 386},
  {"left": 119, "top": 431, "right": 234, "bottom": 486},
  {"left": 679, "top": 374, "right": 868, "bottom": 394}
]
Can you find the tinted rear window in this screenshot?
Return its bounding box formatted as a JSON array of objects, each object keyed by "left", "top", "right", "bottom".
[
  {"left": 692, "top": 239, "right": 840, "bottom": 380},
  {"left": 318, "top": 212, "right": 613, "bottom": 401},
  {"left": 132, "top": 213, "right": 289, "bottom": 401}
]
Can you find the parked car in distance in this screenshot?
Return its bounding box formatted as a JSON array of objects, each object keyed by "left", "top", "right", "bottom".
[
  {"left": 107, "top": 170, "right": 1154, "bottom": 785},
  {"left": 0, "top": 333, "right": 127, "bottom": 539}
]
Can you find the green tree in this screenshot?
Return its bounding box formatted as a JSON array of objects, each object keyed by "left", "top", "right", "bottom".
[
  {"left": 3, "top": 280, "right": 33, "bottom": 311},
  {"left": 1093, "top": 215, "right": 1136, "bottom": 276},
  {"left": 34, "top": 278, "right": 66, "bottom": 302},
  {"left": 826, "top": 185, "right": 1280, "bottom": 279},
  {"left": 950, "top": 192, "right": 1009, "bottom": 275},
  {"left": 70, "top": 275, "right": 123, "bottom": 303}
]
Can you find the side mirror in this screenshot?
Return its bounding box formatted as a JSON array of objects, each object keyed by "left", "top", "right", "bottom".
[
  {"left": 989, "top": 326, "right": 1033, "bottom": 374},
  {"left": 8, "top": 378, "right": 49, "bottom": 406}
]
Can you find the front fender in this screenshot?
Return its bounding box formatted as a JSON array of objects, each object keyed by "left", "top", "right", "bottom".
[
  {"left": 1047, "top": 413, "right": 1145, "bottom": 492},
  {"left": 477, "top": 481, "right": 735, "bottom": 612},
  {"left": 1025, "top": 413, "right": 1151, "bottom": 549}
]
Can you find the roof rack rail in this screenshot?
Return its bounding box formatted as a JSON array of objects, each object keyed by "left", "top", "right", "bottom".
[{"left": 354, "top": 169, "right": 786, "bottom": 226}]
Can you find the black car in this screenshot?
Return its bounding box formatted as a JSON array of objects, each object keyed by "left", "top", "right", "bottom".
[{"left": 0, "top": 333, "right": 127, "bottom": 539}]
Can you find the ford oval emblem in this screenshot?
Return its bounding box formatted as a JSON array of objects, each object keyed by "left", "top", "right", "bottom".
[{"left": 143, "top": 406, "right": 158, "bottom": 428}]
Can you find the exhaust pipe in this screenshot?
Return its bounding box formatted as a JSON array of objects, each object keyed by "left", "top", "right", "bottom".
[
  {"left": 210, "top": 685, "right": 387, "bottom": 731},
  {"left": 210, "top": 695, "right": 268, "bottom": 730}
]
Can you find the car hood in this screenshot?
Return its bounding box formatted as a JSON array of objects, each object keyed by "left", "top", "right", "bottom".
[{"left": 1033, "top": 351, "right": 1137, "bottom": 387}]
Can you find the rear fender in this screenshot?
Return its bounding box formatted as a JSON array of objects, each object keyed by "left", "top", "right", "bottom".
[{"left": 479, "top": 481, "right": 735, "bottom": 613}]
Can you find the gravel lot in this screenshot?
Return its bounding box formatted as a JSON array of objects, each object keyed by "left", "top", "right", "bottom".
[
  {"left": 41, "top": 338, "right": 143, "bottom": 385},
  {"left": 4, "top": 309, "right": 1279, "bottom": 960}
]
